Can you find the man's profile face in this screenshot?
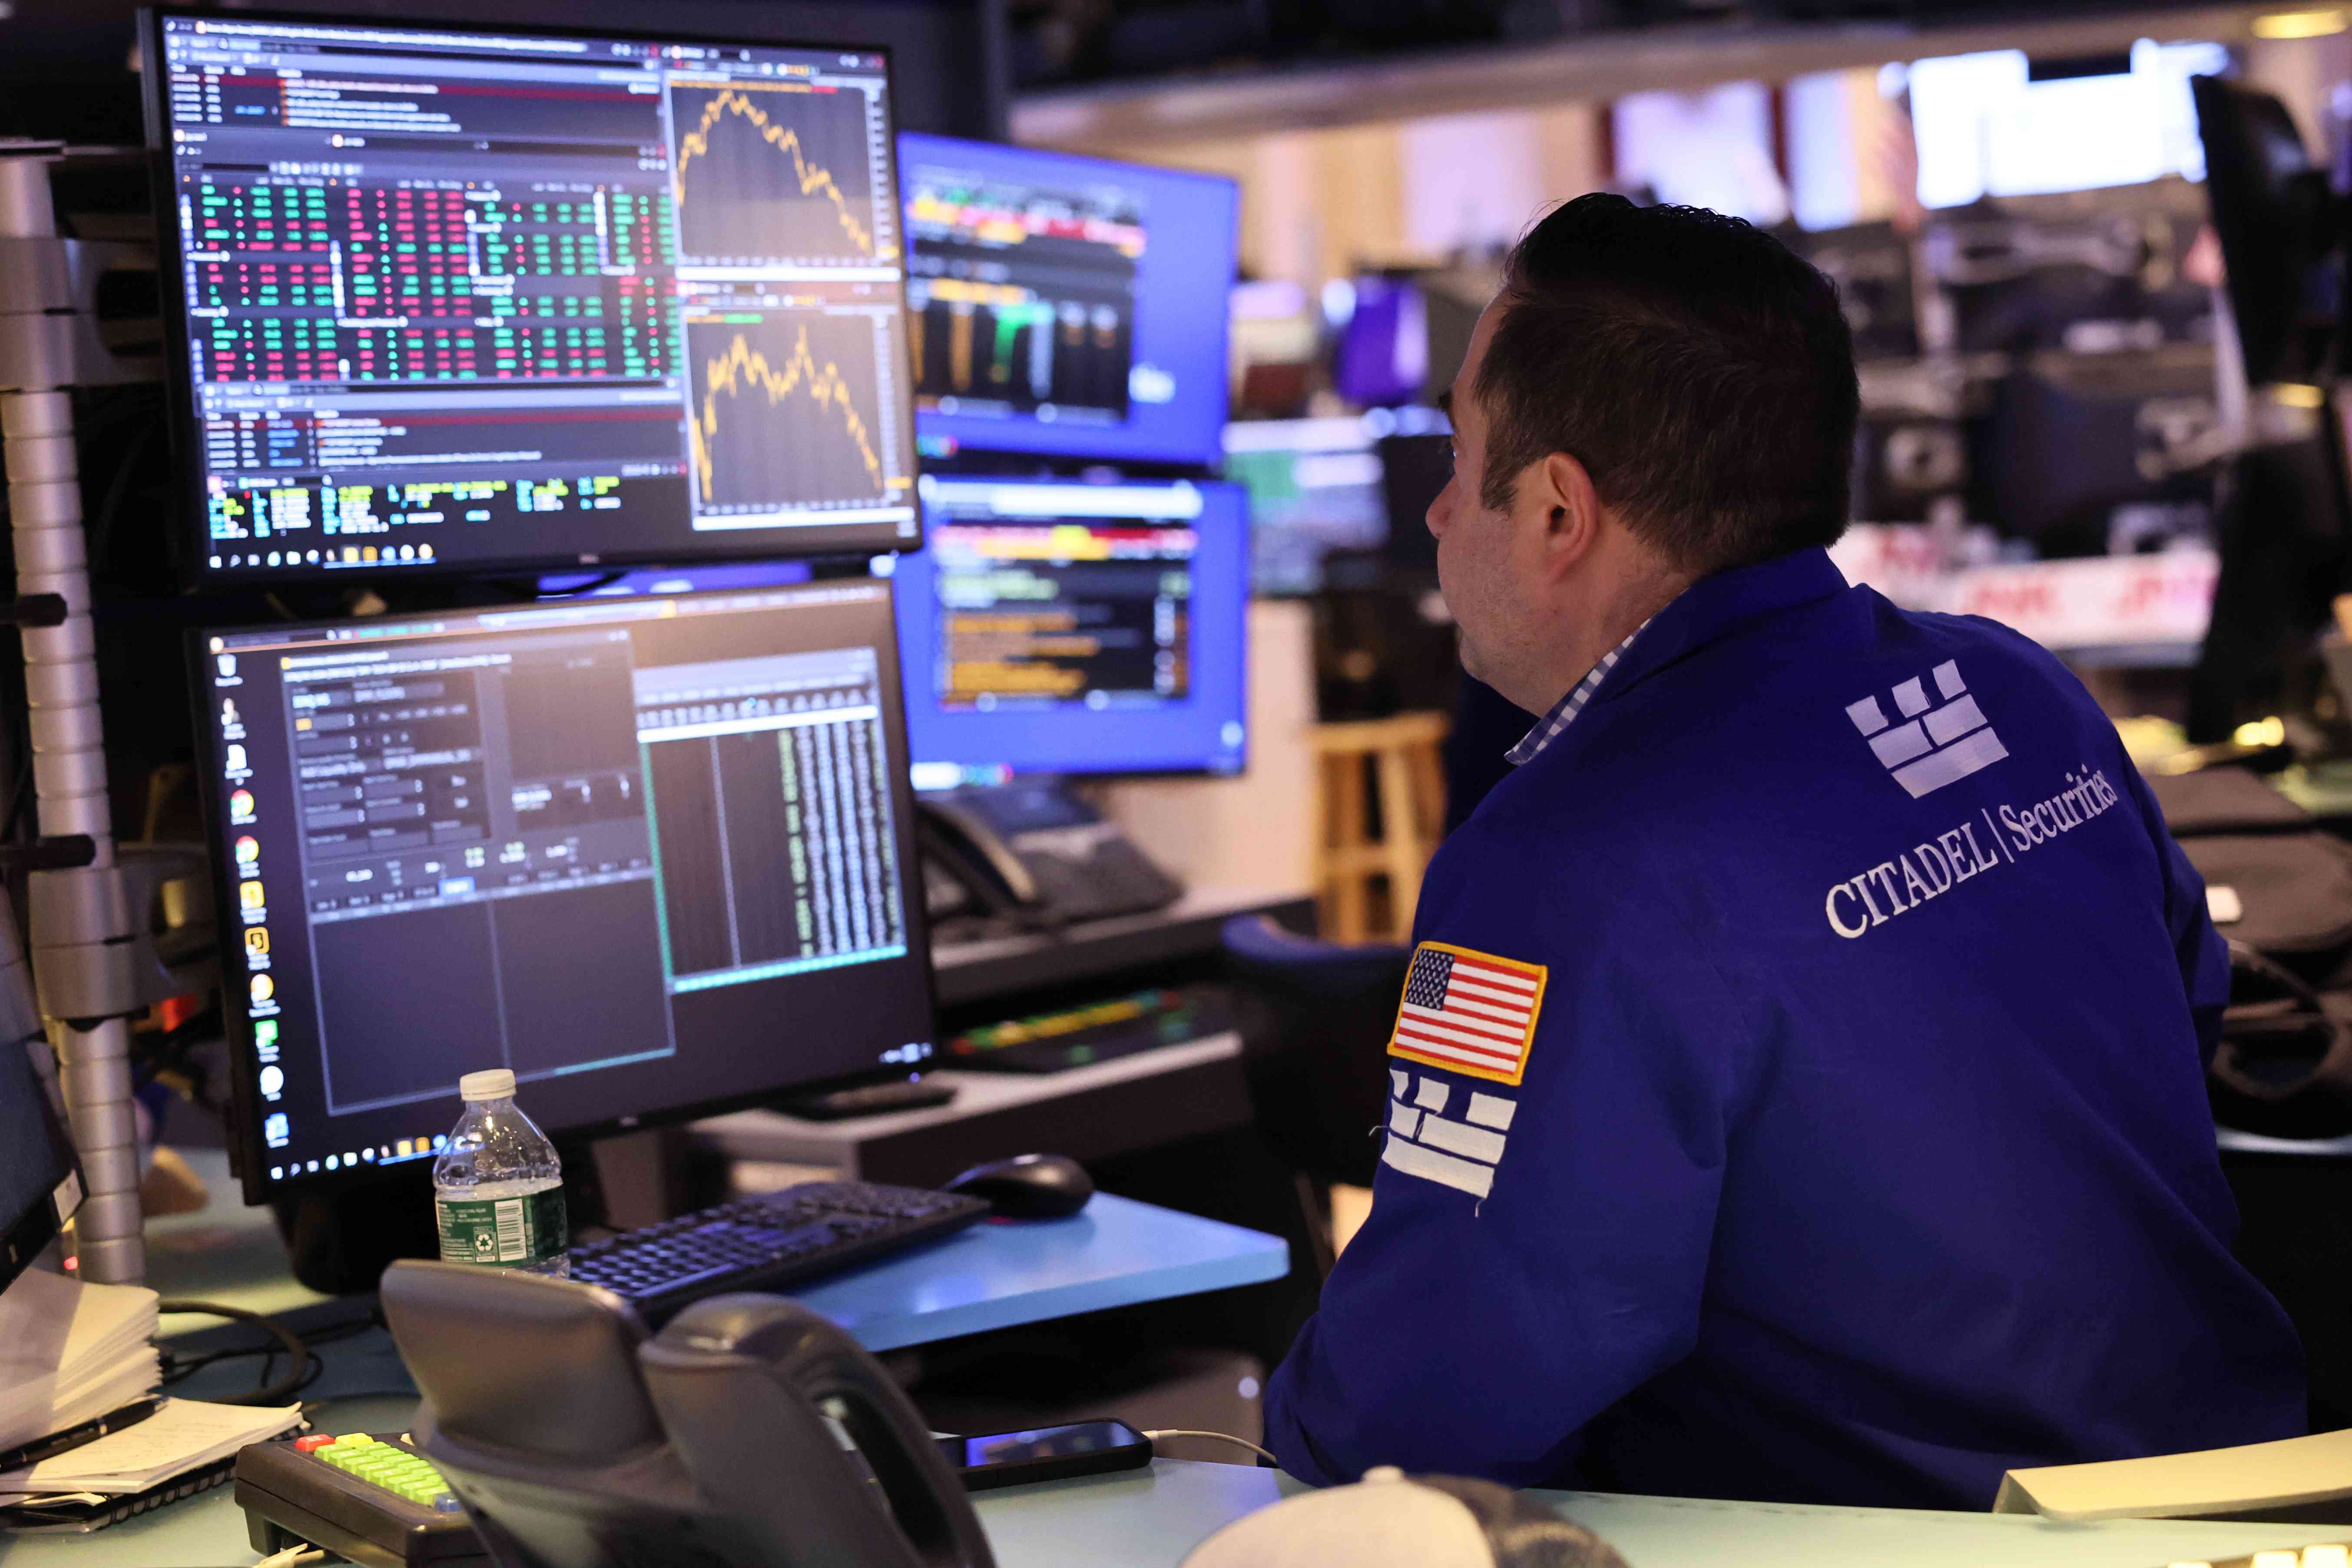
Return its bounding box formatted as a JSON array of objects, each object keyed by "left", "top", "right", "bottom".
[{"left": 1428, "top": 301, "right": 1546, "bottom": 706}]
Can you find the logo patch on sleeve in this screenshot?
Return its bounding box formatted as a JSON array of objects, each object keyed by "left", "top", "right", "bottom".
[{"left": 1386, "top": 943, "right": 1547, "bottom": 1086}]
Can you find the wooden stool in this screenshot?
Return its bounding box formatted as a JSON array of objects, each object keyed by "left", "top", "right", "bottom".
[{"left": 1309, "top": 711, "right": 1449, "bottom": 943}]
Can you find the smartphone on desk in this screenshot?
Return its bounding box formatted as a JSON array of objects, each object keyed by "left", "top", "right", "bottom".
[{"left": 936, "top": 1419, "right": 1153, "bottom": 1490}]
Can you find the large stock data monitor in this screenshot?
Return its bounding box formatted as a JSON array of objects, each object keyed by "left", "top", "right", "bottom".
[
  {"left": 145, "top": 11, "right": 922, "bottom": 581},
  {"left": 898, "top": 133, "right": 1237, "bottom": 469},
  {"left": 893, "top": 476, "right": 1248, "bottom": 784},
  {"left": 192, "top": 583, "right": 935, "bottom": 1199}
]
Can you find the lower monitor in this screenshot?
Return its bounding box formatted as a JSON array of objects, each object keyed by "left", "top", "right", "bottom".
[
  {"left": 194, "top": 583, "right": 935, "bottom": 1201},
  {"left": 894, "top": 475, "right": 1249, "bottom": 784}
]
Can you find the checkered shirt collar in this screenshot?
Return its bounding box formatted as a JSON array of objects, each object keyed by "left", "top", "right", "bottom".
[{"left": 1506, "top": 619, "right": 1654, "bottom": 766}]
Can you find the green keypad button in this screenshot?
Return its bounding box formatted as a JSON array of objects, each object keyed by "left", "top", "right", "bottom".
[{"left": 314, "top": 1434, "right": 453, "bottom": 1508}]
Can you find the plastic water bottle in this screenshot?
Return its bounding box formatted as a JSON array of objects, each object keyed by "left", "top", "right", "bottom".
[{"left": 433, "top": 1068, "right": 568, "bottom": 1276}]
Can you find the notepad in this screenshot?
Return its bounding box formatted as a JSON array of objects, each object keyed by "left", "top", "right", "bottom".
[
  {"left": 0, "top": 1399, "right": 300, "bottom": 1496},
  {"left": 1995, "top": 1428, "right": 2352, "bottom": 1522}
]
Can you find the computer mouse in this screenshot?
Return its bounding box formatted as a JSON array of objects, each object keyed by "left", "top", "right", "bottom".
[
  {"left": 944, "top": 1152, "right": 1094, "bottom": 1219},
  {"left": 1181, "top": 1468, "right": 1627, "bottom": 1568}
]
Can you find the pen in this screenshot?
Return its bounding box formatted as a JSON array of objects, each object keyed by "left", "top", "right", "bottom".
[{"left": 0, "top": 1396, "right": 163, "bottom": 1473}]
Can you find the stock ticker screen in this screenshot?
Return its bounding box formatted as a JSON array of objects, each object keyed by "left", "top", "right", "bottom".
[
  {"left": 893, "top": 476, "right": 1249, "bottom": 783},
  {"left": 197, "top": 584, "right": 936, "bottom": 1197},
  {"left": 898, "top": 133, "right": 1237, "bottom": 469},
  {"left": 148, "top": 12, "right": 922, "bottom": 580}
]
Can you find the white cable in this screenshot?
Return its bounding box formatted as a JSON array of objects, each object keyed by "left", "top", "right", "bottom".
[
  {"left": 254, "top": 1545, "right": 332, "bottom": 1568},
  {"left": 1142, "top": 1429, "right": 1279, "bottom": 1466}
]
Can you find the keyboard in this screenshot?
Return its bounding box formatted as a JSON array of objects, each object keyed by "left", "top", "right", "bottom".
[
  {"left": 946, "top": 984, "right": 1233, "bottom": 1073},
  {"left": 564, "top": 1179, "right": 991, "bottom": 1327}
]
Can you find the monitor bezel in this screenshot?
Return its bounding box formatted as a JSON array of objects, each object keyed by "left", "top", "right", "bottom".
[
  {"left": 897, "top": 129, "right": 1240, "bottom": 471},
  {"left": 141, "top": 4, "right": 921, "bottom": 589},
  {"left": 187, "top": 581, "right": 943, "bottom": 1204},
  {"left": 899, "top": 475, "right": 1252, "bottom": 784}
]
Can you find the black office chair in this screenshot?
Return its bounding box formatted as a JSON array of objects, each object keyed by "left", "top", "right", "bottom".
[
  {"left": 1220, "top": 915, "right": 1409, "bottom": 1277},
  {"left": 379, "top": 1261, "right": 994, "bottom": 1568}
]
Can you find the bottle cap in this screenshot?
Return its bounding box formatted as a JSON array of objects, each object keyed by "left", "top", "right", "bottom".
[{"left": 459, "top": 1068, "right": 516, "bottom": 1102}]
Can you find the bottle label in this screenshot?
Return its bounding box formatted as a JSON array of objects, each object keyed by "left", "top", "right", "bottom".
[{"left": 436, "top": 1187, "right": 567, "bottom": 1267}]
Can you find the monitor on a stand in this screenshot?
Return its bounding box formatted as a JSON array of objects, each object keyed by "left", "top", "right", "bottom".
[
  {"left": 144, "top": 8, "right": 924, "bottom": 584},
  {"left": 891, "top": 476, "right": 1251, "bottom": 926},
  {"left": 191, "top": 582, "right": 936, "bottom": 1284},
  {"left": 898, "top": 133, "right": 1238, "bottom": 470}
]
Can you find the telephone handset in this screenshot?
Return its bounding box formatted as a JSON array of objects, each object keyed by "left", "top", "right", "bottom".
[
  {"left": 915, "top": 783, "right": 1184, "bottom": 929},
  {"left": 641, "top": 1295, "right": 993, "bottom": 1568},
  {"left": 381, "top": 1261, "right": 996, "bottom": 1568},
  {"left": 918, "top": 797, "right": 1042, "bottom": 914}
]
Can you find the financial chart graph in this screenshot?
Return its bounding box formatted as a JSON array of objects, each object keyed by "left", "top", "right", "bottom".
[
  {"left": 688, "top": 315, "right": 896, "bottom": 514},
  {"left": 669, "top": 81, "right": 886, "bottom": 265},
  {"left": 908, "top": 281, "right": 1130, "bottom": 419},
  {"left": 904, "top": 170, "right": 1142, "bottom": 421}
]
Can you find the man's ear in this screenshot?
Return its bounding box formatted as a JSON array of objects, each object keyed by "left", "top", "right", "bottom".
[{"left": 1532, "top": 450, "right": 1603, "bottom": 580}]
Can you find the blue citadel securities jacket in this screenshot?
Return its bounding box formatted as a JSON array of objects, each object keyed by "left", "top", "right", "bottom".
[{"left": 1262, "top": 546, "right": 2306, "bottom": 1509}]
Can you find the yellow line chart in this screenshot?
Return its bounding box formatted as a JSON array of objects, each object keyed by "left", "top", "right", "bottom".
[
  {"left": 691, "top": 326, "right": 885, "bottom": 504},
  {"left": 672, "top": 86, "right": 874, "bottom": 255}
]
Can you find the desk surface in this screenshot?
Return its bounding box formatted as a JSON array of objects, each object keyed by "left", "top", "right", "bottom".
[
  {"left": 30, "top": 1453, "right": 2340, "bottom": 1568},
  {"left": 137, "top": 1149, "right": 1286, "bottom": 1357},
  {"left": 698, "top": 1035, "right": 1239, "bottom": 1154},
  {"left": 790, "top": 1193, "right": 1285, "bottom": 1351},
  {"left": 693, "top": 1034, "right": 1245, "bottom": 1180},
  {"left": 988, "top": 1465, "right": 2338, "bottom": 1568}
]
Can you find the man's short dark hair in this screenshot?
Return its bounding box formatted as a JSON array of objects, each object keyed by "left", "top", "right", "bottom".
[{"left": 1472, "top": 193, "right": 1858, "bottom": 575}]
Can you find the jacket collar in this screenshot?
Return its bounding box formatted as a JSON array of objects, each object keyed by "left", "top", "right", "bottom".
[{"left": 1590, "top": 546, "right": 1850, "bottom": 709}]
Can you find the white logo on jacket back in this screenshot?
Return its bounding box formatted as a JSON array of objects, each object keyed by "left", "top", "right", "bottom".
[{"left": 1845, "top": 660, "right": 2007, "bottom": 798}]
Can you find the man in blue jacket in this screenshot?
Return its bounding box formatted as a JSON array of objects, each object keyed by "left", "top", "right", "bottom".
[{"left": 1262, "top": 195, "right": 2305, "bottom": 1509}]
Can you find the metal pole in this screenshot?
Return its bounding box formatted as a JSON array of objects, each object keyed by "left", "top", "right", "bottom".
[{"left": 0, "top": 146, "right": 142, "bottom": 1284}]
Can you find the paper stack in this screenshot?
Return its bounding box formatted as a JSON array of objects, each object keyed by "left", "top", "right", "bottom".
[
  {"left": 0, "top": 1268, "right": 160, "bottom": 1456},
  {"left": 0, "top": 1399, "right": 301, "bottom": 1496}
]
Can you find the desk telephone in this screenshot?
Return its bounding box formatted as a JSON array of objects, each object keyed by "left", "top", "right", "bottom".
[
  {"left": 380, "top": 1260, "right": 997, "bottom": 1568},
  {"left": 917, "top": 782, "right": 1183, "bottom": 927},
  {"left": 353, "top": 1265, "right": 1644, "bottom": 1568}
]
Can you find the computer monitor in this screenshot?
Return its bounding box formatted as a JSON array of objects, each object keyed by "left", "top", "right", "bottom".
[
  {"left": 1906, "top": 41, "right": 2229, "bottom": 210},
  {"left": 0, "top": 1042, "right": 78, "bottom": 1295},
  {"left": 898, "top": 133, "right": 1237, "bottom": 469},
  {"left": 1222, "top": 410, "right": 1450, "bottom": 594},
  {"left": 893, "top": 476, "right": 1248, "bottom": 784},
  {"left": 192, "top": 582, "right": 935, "bottom": 1200},
  {"left": 1377, "top": 431, "right": 1450, "bottom": 576},
  {"left": 146, "top": 10, "right": 923, "bottom": 582},
  {"left": 2192, "top": 73, "right": 2339, "bottom": 389},
  {"left": 1224, "top": 418, "right": 1385, "bottom": 595}
]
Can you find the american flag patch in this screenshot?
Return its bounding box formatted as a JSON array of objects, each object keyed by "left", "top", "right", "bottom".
[{"left": 1387, "top": 943, "right": 1547, "bottom": 1086}]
